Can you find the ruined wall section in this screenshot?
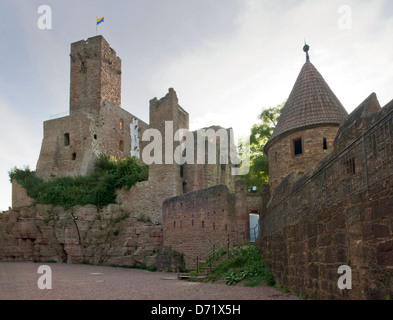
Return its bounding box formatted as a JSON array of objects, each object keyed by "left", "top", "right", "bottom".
[
  {"left": 111, "top": 89, "right": 190, "bottom": 224},
  {"left": 183, "top": 127, "right": 237, "bottom": 194},
  {"left": 148, "top": 88, "right": 189, "bottom": 198},
  {"left": 35, "top": 113, "right": 97, "bottom": 179},
  {"left": 162, "top": 180, "right": 248, "bottom": 269},
  {"left": 35, "top": 103, "right": 146, "bottom": 180},
  {"left": 100, "top": 101, "right": 148, "bottom": 161}
]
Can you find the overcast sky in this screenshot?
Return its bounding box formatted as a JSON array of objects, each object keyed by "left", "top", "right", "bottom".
[{"left": 0, "top": 0, "right": 392, "bottom": 210}]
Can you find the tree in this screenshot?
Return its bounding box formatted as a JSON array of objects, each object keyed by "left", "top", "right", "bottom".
[{"left": 240, "top": 102, "right": 284, "bottom": 189}]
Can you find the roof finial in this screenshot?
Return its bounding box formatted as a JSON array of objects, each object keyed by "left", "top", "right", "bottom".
[{"left": 303, "top": 41, "right": 310, "bottom": 63}]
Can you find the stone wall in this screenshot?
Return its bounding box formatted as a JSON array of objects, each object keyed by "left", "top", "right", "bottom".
[
  {"left": 247, "top": 193, "right": 263, "bottom": 214},
  {"left": 36, "top": 35, "right": 148, "bottom": 180},
  {"left": 259, "top": 95, "right": 393, "bottom": 299},
  {"left": 267, "top": 125, "right": 340, "bottom": 193},
  {"left": 163, "top": 180, "right": 248, "bottom": 269},
  {"left": 69, "top": 35, "right": 121, "bottom": 115},
  {"left": 35, "top": 102, "right": 147, "bottom": 180},
  {"left": 0, "top": 203, "right": 184, "bottom": 271}
]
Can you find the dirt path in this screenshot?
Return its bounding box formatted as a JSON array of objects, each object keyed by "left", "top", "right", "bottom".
[{"left": 0, "top": 262, "right": 298, "bottom": 300}]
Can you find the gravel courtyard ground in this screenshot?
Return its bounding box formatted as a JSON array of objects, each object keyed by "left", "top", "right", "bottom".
[{"left": 0, "top": 262, "right": 298, "bottom": 300}]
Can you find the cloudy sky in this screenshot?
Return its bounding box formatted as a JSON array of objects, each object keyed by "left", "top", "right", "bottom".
[{"left": 0, "top": 0, "right": 392, "bottom": 210}]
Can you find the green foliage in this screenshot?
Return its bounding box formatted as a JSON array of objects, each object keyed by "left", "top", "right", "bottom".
[
  {"left": 9, "top": 155, "right": 148, "bottom": 208},
  {"left": 238, "top": 102, "right": 284, "bottom": 189},
  {"left": 208, "top": 244, "right": 276, "bottom": 287}
]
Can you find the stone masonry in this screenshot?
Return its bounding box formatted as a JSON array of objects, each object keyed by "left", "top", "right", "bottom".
[
  {"left": 3, "top": 35, "right": 250, "bottom": 271},
  {"left": 259, "top": 94, "right": 393, "bottom": 299}
]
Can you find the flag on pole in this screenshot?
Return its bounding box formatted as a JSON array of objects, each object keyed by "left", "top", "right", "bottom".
[{"left": 97, "top": 17, "right": 104, "bottom": 25}]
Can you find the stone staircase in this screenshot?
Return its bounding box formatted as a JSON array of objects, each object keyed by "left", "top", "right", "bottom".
[
  {"left": 178, "top": 251, "right": 229, "bottom": 281},
  {"left": 177, "top": 233, "right": 248, "bottom": 281}
]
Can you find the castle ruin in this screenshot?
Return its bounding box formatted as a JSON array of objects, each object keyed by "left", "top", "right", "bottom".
[{"left": 1, "top": 36, "right": 392, "bottom": 299}]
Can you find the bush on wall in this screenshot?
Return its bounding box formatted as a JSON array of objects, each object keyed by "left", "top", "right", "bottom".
[{"left": 9, "top": 154, "right": 148, "bottom": 208}]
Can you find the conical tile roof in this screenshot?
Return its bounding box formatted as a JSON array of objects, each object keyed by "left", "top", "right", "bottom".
[{"left": 265, "top": 47, "right": 348, "bottom": 154}]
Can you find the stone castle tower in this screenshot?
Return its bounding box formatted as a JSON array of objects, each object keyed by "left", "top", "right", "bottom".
[
  {"left": 33, "top": 35, "right": 238, "bottom": 225},
  {"left": 35, "top": 36, "right": 148, "bottom": 180},
  {"left": 264, "top": 44, "right": 348, "bottom": 192}
]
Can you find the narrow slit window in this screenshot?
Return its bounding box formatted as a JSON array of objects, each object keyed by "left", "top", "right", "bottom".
[
  {"left": 293, "top": 138, "right": 303, "bottom": 156},
  {"left": 119, "top": 140, "right": 124, "bottom": 151},
  {"left": 323, "top": 138, "right": 328, "bottom": 150},
  {"left": 71, "top": 152, "right": 76, "bottom": 160},
  {"left": 64, "top": 133, "right": 70, "bottom": 146},
  {"left": 182, "top": 181, "right": 187, "bottom": 194},
  {"left": 119, "top": 119, "right": 124, "bottom": 130}
]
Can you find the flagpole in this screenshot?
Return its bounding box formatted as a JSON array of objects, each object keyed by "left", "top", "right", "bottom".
[{"left": 96, "top": 16, "right": 98, "bottom": 35}]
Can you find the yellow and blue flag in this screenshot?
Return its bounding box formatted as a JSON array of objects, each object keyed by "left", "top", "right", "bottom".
[{"left": 97, "top": 17, "right": 104, "bottom": 25}]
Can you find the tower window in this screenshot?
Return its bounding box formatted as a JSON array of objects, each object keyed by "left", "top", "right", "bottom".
[
  {"left": 64, "top": 133, "right": 70, "bottom": 146},
  {"left": 345, "top": 157, "right": 356, "bottom": 175},
  {"left": 182, "top": 181, "right": 187, "bottom": 194},
  {"left": 180, "top": 165, "right": 184, "bottom": 178},
  {"left": 293, "top": 138, "right": 303, "bottom": 156},
  {"left": 71, "top": 153, "right": 76, "bottom": 160},
  {"left": 119, "top": 140, "right": 124, "bottom": 151},
  {"left": 80, "top": 61, "right": 87, "bottom": 73},
  {"left": 323, "top": 138, "right": 328, "bottom": 150},
  {"left": 119, "top": 119, "right": 124, "bottom": 130},
  {"left": 94, "top": 134, "right": 97, "bottom": 140}
]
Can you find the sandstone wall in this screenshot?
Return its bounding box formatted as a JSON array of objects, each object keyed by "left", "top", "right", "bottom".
[
  {"left": 247, "top": 193, "right": 263, "bottom": 214},
  {"left": 0, "top": 203, "right": 184, "bottom": 271},
  {"left": 267, "top": 125, "right": 339, "bottom": 193},
  {"left": 69, "top": 35, "right": 121, "bottom": 115},
  {"left": 259, "top": 96, "right": 393, "bottom": 299},
  {"left": 163, "top": 181, "right": 248, "bottom": 269}
]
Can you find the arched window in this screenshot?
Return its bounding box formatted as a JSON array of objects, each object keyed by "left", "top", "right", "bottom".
[
  {"left": 119, "top": 140, "right": 124, "bottom": 151},
  {"left": 119, "top": 119, "right": 124, "bottom": 130}
]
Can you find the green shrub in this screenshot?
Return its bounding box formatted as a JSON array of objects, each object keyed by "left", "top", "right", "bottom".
[
  {"left": 9, "top": 155, "right": 148, "bottom": 208},
  {"left": 209, "top": 244, "right": 276, "bottom": 287}
]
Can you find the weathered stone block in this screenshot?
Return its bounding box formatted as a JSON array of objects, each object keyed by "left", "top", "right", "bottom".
[{"left": 362, "top": 223, "right": 390, "bottom": 240}]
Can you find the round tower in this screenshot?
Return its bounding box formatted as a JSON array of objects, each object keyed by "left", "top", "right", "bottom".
[{"left": 264, "top": 44, "right": 348, "bottom": 193}]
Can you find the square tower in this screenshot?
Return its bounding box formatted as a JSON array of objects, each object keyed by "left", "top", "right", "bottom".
[{"left": 69, "top": 35, "right": 121, "bottom": 114}]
